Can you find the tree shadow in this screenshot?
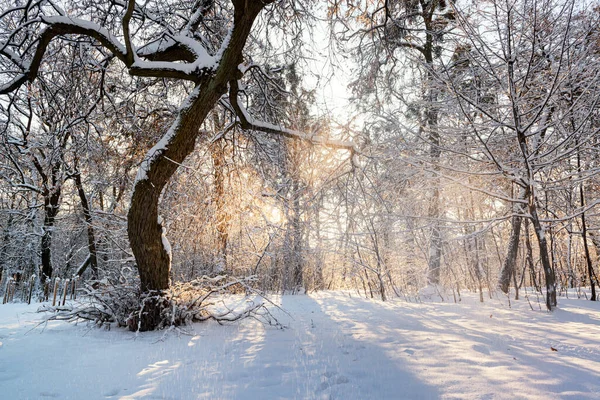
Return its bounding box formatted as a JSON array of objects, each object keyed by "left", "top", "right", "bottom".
[{"left": 200, "top": 293, "right": 440, "bottom": 399}]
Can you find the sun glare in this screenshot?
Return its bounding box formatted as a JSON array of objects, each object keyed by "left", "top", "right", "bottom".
[{"left": 265, "top": 205, "right": 283, "bottom": 224}]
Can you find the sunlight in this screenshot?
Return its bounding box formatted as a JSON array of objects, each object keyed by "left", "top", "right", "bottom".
[
  {"left": 1, "top": 0, "right": 600, "bottom": 398},
  {"left": 264, "top": 205, "right": 283, "bottom": 224}
]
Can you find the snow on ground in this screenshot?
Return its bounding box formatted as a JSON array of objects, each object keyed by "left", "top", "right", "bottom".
[{"left": 1, "top": 291, "right": 599, "bottom": 399}]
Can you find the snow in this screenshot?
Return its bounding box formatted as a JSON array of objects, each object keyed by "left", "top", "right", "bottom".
[
  {"left": 158, "top": 215, "right": 172, "bottom": 266},
  {"left": 214, "top": 28, "right": 233, "bottom": 61},
  {"left": 134, "top": 87, "right": 201, "bottom": 184},
  {"left": 41, "top": 16, "right": 127, "bottom": 55},
  {"left": 133, "top": 33, "right": 222, "bottom": 74},
  {"left": 41, "top": 16, "right": 219, "bottom": 77},
  {"left": 1, "top": 291, "right": 599, "bottom": 399}
]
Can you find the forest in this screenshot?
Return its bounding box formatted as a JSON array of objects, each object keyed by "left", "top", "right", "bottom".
[
  {"left": 2, "top": 1, "right": 600, "bottom": 399},
  {"left": 0, "top": 0, "right": 599, "bottom": 330}
]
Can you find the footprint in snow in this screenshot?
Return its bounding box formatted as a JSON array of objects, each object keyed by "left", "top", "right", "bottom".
[
  {"left": 318, "top": 373, "right": 350, "bottom": 391},
  {"left": 39, "top": 392, "right": 60, "bottom": 398}
]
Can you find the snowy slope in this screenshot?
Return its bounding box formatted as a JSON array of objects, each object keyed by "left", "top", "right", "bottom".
[{"left": 0, "top": 291, "right": 599, "bottom": 399}]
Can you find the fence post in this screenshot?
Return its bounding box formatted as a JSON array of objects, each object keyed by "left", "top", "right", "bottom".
[
  {"left": 21, "top": 278, "right": 26, "bottom": 302},
  {"left": 70, "top": 277, "right": 76, "bottom": 300},
  {"left": 52, "top": 278, "right": 60, "bottom": 306},
  {"left": 8, "top": 279, "right": 15, "bottom": 302},
  {"left": 2, "top": 278, "right": 11, "bottom": 304},
  {"left": 44, "top": 274, "right": 49, "bottom": 301},
  {"left": 28, "top": 275, "right": 35, "bottom": 305},
  {"left": 61, "top": 279, "right": 69, "bottom": 306}
]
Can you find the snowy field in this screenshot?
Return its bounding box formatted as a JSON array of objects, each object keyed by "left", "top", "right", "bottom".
[{"left": 1, "top": 291, "right": 599, "bottom": 400}]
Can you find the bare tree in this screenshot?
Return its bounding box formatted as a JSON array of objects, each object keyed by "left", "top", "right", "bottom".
[{"left": 0, "top": 1, "right": 355, "bottom": 329}]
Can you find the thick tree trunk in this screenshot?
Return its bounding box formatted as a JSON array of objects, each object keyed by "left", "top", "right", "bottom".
[
  {"left": 126, "top": 3, "right": 266, "bottom": 330},
  {"left": 427, "top": 190, "right": 442, "bottom": 285}
]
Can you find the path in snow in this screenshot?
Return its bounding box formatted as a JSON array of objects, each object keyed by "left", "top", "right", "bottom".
[{"left": 0, "top": 291, "right": 599, "bottom": 399}]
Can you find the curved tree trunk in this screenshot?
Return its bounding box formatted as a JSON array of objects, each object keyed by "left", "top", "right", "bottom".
[{"left": 126, "top": 3, "right": 267, "bottom": 330}]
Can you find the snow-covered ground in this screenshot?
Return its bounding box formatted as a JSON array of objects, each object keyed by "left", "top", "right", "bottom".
[{"left": 1, "top": 291, "right": 599, "bottom": 399}]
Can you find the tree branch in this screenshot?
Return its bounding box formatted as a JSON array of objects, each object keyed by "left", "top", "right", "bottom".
[
  {"left": 228, "top": 79, "right": 357, "bottom": 154},
  {"left": 122, "top": 0, "right": 136, "bottom": 66}
]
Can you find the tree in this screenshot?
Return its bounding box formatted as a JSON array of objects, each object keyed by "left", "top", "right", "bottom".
[
  {"left": 0, "top": 1, "right": 355, "bottom": 329},
  {"left": 442, "top": 0, "right": 600, "bottom": 309},
  {"left": 331, "top": 0, "right": 458, "bottom": 285}
]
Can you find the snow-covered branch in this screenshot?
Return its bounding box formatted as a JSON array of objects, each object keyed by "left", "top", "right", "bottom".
[{"left": 228, "top": 79, "right": 358, "bottom": 154}]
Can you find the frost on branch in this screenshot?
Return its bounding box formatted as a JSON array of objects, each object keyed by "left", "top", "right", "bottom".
[{"left": 38, "top": 275, "right": 283, "bottom": 332}]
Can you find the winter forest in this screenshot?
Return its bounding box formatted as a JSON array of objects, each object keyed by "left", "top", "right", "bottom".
[{"left": 1, "top": 0, "right": 600, "bottom": 399}]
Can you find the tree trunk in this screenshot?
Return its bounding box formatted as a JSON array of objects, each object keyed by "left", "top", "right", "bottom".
[
  {"left": 210, "top": 139, "right": 229, "bottom": 273},
  {"left": 523, "top": 218, "right": 538, "bottom": 291},
  {"left": 498, "top": 188, "right": 528, "bottom": 293},
  {"left": 126, "top": 4, "right": 266, "bottom": 330},
  {"left": 425, "top": 75, "right": 441, "bottom": 285},
  {"left": 498, "top": 215, "right": 522, "bottom": 294},
  {"left": 422, "top": 8, "right": 442, "bottom": 286},
  {"left": 290, "top": 178, "right": 304, "bottom": 291},
  {"left": 580, "top": 190, "right": 596, "bottom": 301},
  {"left": 40, "top": 184, "right": 61, "bottom": 283},
  {"left": 528, "top": 199, "right": 556, "bottom": 310},
  {"left": 73, "top": 169, "right": 98, "bottom": 279}
]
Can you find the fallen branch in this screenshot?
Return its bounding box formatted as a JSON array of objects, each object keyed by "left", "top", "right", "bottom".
[{"left": 37, "top": 275, "right": 284, "bottom": 331}]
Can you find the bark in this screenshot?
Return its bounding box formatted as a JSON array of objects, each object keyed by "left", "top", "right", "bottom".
[
  {"left": 498, "top": 216, "right": 522, "bottom": 294},
  {"left": 210, "top": 139, "right": 229, "bottom": 273},
  {"left": 524, "top": 219, "right": 538, "bottom": 291},
  {"left": 282, "top": 197, "right": 304, "bottom": 293},
  {"left": 528, "top": 200, "right": 557, "bottom": 309},
  {"left": 39, "top": 163, "right": 62, "bottom": 284},
  {"left": 72, "top": 170, "right": 98, "bottom": 279},
  {"left": 422, "top": 6, "right": 442, "bottom": 286},
  {"left": 498, "top": 188, "right": 528, "bottom": 293},
  {"left": 290, "top": 178, "right": 304, "bottom": 290},
  {"left": 579, "top": 180, "right": 596, "bottom": 301}
]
